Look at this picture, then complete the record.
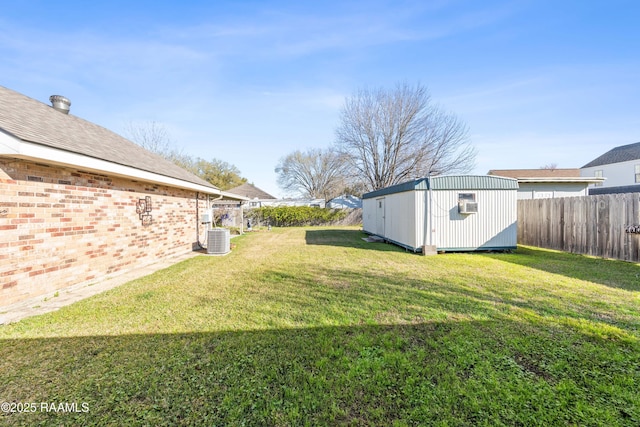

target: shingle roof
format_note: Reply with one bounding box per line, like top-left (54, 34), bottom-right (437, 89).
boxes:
top-left (226, 183), bottom-right (276, 199)
top-left (0, 85), bottom-right (217, 190)
top-left (488, 168), bottom-right (581, 178)
top-left (582, 142), bottom-right (640, 168)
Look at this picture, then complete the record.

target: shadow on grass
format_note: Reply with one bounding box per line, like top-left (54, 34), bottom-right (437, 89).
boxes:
top-left (479, 246), bottom-right (640, 292)
top-left (1, 320), bottom-right (638, 426)
top-left (305, 229), bottom-right (405, 252)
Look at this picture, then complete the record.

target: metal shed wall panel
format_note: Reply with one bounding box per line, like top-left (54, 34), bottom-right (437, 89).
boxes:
top-left (362, 191), bottom-right (422, 251)
top-left (382, 190), bottom-right (419, 250)
top-left (362, 197), bottom-right (377, 234)
top-left (430, 189), bottom-right (517, 250)
top-left (415, 190), bottom-right (427, 249)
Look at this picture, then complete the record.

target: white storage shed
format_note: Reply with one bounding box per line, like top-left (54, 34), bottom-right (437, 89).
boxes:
top-left (362, 175), bottom-right (518, 253)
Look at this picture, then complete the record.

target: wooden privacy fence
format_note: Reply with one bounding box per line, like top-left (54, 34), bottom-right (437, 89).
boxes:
top-left (518, 193), bottom-right (640, 262)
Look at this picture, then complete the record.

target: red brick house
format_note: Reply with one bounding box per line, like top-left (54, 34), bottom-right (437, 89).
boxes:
top-left (0, 86), bottom-right (245, 305)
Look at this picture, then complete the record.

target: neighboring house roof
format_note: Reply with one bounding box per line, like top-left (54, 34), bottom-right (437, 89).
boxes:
top-left (327, 195), bottom-right (362, 202)
top-left (0, 86), bottom-right (247, 199)
top-left (327, 195), bottom-right (362, 209)
top-left (488, 168), bottom-right (581, 179)
top-left (582, 141), bottom-right (640, 168)
top-left (226, 183), bottom-right (276, 200)
top-left (488, 168), bottom-right (603, 184)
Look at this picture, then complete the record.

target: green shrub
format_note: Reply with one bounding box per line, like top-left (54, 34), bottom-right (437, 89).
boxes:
top-left (246, 206), bottom-right (348, 227)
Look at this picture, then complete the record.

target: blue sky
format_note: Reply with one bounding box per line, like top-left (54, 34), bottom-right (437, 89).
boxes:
top-left (1, 0), bottom-right (638, 197)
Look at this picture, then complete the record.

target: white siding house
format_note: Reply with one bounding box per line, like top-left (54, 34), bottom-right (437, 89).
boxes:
top-left (362, 175), bottom-right (518, 253)
top-left (581, 142), bottom-right (640, 192)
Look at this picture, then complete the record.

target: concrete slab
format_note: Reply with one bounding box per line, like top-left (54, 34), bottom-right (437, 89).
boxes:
top-left (421, 245), bottom-right (438, 256)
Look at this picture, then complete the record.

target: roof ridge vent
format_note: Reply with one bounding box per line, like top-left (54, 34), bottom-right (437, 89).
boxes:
top-left (49, 95), bottom-right (71, 114)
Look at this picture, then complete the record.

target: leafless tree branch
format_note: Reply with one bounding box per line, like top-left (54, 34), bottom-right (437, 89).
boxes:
top-left (335, 83), bottom-right (476, 191)
top-left (276, 148), bottom-right (349, 200)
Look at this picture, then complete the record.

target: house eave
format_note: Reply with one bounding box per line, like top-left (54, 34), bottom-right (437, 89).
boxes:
top-left (219, 191), bottom-right (249, 201)
top-left (0, 133), bottom-right (248, 199)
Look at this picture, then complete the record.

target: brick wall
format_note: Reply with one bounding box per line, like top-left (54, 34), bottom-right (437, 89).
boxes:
top-left (0, 158), bottom-right (209, 305)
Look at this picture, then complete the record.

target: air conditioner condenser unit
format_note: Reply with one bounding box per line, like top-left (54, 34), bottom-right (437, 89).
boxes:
top-left (207, 228), bottom-right (230, 255)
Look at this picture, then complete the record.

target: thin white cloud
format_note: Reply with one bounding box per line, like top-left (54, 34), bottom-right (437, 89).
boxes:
top-left (156, 1), bottom-right (521, 59)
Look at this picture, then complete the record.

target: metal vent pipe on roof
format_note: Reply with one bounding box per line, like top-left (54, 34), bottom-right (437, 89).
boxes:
top-left (49, 95), bottom-right (71, 114)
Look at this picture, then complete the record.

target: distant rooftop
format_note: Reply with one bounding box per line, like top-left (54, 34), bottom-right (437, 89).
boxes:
top-left (226, 182), bottom-right (276, 200)
top-left (488, 168), bottom-right (581, 179)
top-left (488, 168), bottom-right (603, 184)
top-left (582, 142), bottom-right (640, 168)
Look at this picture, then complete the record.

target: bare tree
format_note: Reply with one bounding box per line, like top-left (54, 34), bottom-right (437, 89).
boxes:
top-left (335, 83), bottom-right (476, 191)
top-left (275, 148), bottom-right (348, 200)
top-left (540, 163), bottom-right (558, 170)
top-left (123, 120), bottom-right (246, 189)
top-left (122, 120), bottom-right (178, 159)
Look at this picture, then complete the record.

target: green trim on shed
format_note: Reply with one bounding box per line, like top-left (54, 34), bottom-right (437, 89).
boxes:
top-left (362, 178), bottom-right (428, 199)
top-left (362, 175), bottom-right (518, 199)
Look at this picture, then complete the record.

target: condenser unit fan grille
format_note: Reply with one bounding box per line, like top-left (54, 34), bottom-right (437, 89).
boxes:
top-left (207, 228), bottom-right (230, 254)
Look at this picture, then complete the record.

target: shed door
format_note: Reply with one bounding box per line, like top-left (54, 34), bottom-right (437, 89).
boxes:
top-left (376, 198), bottom-right (385, 236)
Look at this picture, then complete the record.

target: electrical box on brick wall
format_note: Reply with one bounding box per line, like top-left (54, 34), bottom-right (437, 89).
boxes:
top-left (200, 210), bottom-right (212, 224)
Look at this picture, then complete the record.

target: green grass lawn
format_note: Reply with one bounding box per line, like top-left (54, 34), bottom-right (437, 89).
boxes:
top-left (1, 227), bottom-right (639, 426)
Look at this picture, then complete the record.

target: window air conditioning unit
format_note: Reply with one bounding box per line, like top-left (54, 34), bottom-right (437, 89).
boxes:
top-left (459, 201), bottom-right (478, 214)
top-left (207, 228), bottom-right (230, 255)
